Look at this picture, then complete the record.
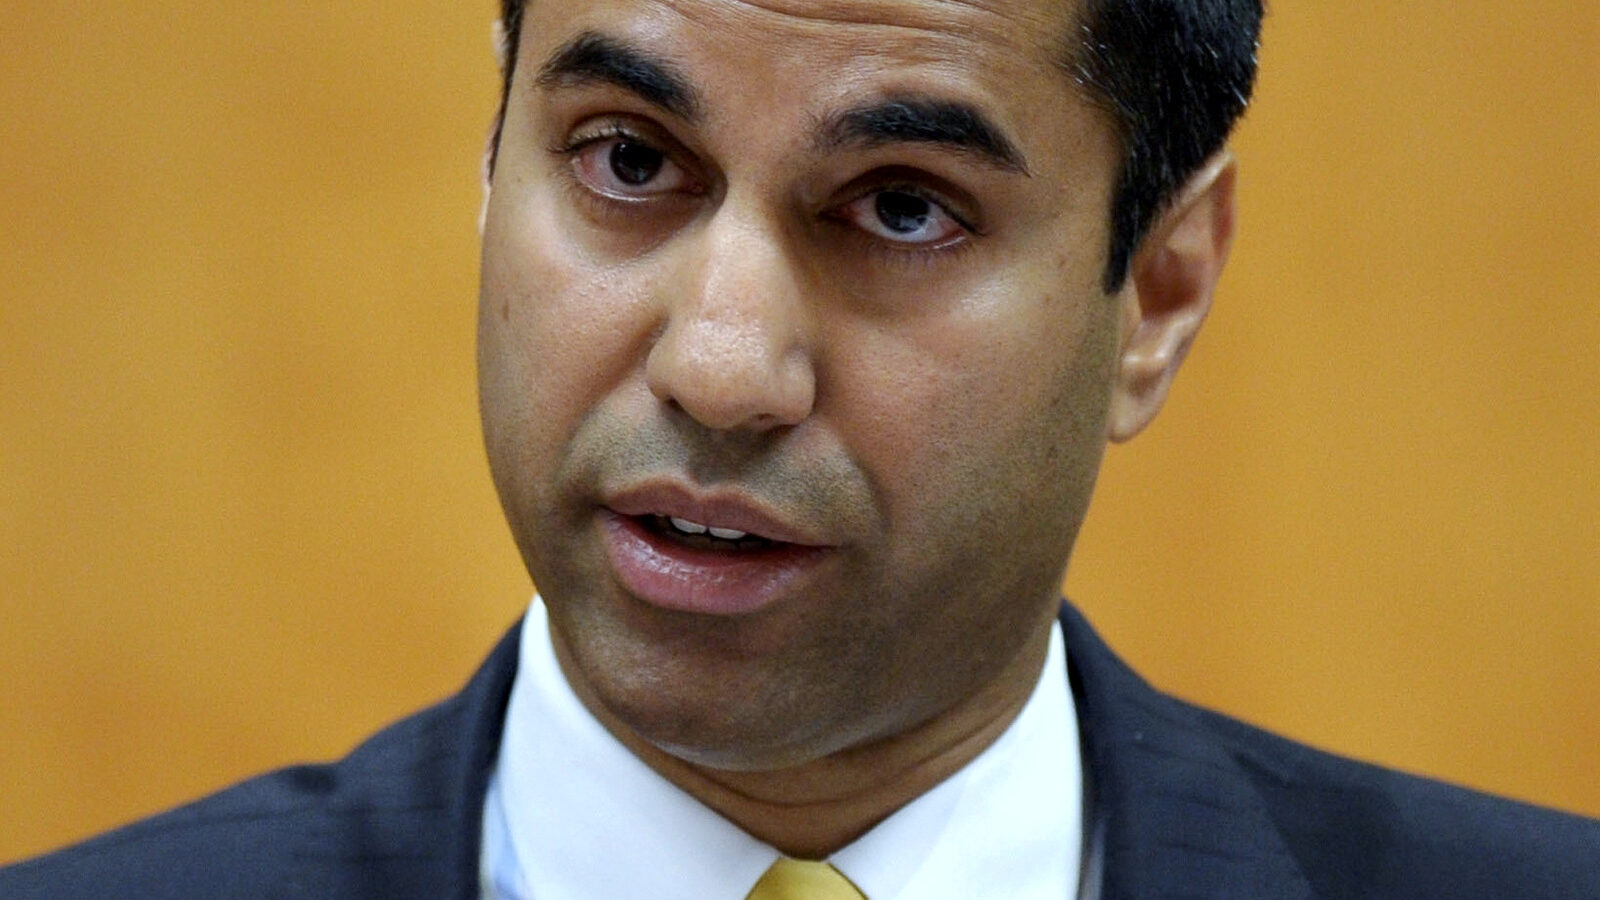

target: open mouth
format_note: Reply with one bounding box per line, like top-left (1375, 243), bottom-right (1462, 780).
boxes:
top-left (602, 506), bottom-right (826, 616)
top-left (640, 514), bottom-right (780, 552)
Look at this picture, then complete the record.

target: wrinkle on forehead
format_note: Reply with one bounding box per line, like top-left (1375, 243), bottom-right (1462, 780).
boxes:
top-left (647, 0), bottom-right (1068, 60)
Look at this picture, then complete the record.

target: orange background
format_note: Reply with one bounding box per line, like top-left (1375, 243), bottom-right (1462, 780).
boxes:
top-left (2, 1), bottom-right (1595, 864)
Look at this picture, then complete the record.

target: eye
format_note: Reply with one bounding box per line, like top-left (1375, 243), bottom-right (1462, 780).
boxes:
top-left (837, 188), bottom-right (968, 246)
top-left (570, 135), bottom-right (698, 199)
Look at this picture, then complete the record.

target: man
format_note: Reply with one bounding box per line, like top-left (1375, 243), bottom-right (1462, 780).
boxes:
top-left (4, 0), bottom-right (1596, 897)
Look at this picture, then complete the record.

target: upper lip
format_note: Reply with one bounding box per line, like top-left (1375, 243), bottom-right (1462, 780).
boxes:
top-left (602, 480), bottom-right (829, 547)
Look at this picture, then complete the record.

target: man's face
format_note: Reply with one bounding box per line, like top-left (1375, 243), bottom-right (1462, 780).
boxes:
top-left (479, 0), bottom-right (1126, 770)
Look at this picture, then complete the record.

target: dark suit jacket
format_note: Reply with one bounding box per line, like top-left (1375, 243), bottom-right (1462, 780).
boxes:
top-left (4, 604), bottom-right (1597, 898)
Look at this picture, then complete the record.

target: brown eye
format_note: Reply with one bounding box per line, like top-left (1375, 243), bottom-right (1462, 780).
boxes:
top-left (609, 142), bottom-right (665, 186)
top-left (838, 188), bottom-right (966, 247)
top-left (875, 191), bottom-right (933, 235)
top-left (570, 135), bottom-right (698, 199)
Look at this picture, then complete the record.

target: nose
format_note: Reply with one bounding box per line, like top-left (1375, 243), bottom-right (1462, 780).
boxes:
top-left (645, 208), bottom-right (816, 432)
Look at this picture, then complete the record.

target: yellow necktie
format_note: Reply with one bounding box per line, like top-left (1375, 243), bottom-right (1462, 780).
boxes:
top-left (744, 858), bottom-right (867, 900)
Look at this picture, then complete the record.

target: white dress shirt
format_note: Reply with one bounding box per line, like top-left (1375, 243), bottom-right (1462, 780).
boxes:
top-left (481, 597), bottom-right (1083, 899)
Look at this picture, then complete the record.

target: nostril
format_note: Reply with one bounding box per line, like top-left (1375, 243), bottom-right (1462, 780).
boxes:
top-left (644, 320), bottom-right (813, 431)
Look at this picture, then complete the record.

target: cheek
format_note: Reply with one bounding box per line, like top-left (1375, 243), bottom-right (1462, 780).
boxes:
top-left (478, 187), bottom-right (659, 468)
top-left (830, 282), bottom-right (1120, 558)
top-left (477, 199), bottom-right (671, 560)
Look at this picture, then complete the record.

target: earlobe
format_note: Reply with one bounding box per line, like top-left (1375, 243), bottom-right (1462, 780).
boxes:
top-left (1107, 151), bottom-right (1237, 443)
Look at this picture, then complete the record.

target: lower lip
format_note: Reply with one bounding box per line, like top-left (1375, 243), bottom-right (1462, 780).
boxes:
top-left (601, 512), bottom-right (828, 616)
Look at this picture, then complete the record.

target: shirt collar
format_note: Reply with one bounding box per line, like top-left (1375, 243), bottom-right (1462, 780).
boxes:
top-left (485, 597), bottom-right (1082, 900)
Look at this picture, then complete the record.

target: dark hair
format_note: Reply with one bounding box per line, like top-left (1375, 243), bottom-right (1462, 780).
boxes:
top-left (1067, 0), bottom-right (1263, 290)
top-left (492, 0), bottom-right (1263, 292)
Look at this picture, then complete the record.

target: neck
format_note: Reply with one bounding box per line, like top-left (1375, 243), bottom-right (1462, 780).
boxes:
top-left (555, 615), bottom-right (1055, 859)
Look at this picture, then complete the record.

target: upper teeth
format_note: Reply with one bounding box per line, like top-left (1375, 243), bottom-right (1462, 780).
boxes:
top-left (668, 516), bottom-right (748, 541)
top-left (668, 516), bottom-right (707, 535)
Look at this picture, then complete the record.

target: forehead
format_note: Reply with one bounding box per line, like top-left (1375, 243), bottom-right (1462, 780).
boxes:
top-left (517, 0), bottom-right (1081, 107)
top-left (522, 0), bottom-right (1074, 46)
top-left (630, 0), bottom-right (1072, 49)
top-left (516, 0), bottom-right (1104, 180)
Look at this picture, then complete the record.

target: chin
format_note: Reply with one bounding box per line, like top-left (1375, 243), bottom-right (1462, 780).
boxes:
top-left (588, 645), bottom-right (878, 774)
top-left (545, 577), bottom-right (892, 772)
top-left (600, 673), bottom-right (824, 771)
top-left (650, 733), bottom-right (817, 773)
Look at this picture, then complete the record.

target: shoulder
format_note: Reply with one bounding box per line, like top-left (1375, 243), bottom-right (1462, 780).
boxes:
top-left (1189, 699), bottom-right (1600, 898)
top-left (1057, 601), bottom-right (1600, 898)
top-left (1, 706), bottom-right (449, 899)
top-left (0, 623), bottom-right (520, 900)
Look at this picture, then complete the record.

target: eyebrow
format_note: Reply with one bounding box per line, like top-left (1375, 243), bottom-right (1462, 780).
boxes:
top-left (535, 31), bottom-right (701, 122)
top-left (534, 33), bottom-right (1026, 176)
top-left (819, 98), bottom-right (1030, 175)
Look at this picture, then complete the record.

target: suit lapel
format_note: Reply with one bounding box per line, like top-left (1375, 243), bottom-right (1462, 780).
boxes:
top-left (1060, 604), bottom-right (1315, 900)
top-left (236, 619), bottom-right (522, 899)
top-left (443, 619), bottom-right (524, 899)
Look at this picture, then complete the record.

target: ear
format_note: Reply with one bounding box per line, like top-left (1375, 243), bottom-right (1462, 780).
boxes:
top-left (1107, 151), bottom-right (1237, 443)
top-left (480, 19), bottom-right (511, 234)
top-left (491, 18), bottom-right (510, 72)
top-left (480, 119), bottom-right (496, 235)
